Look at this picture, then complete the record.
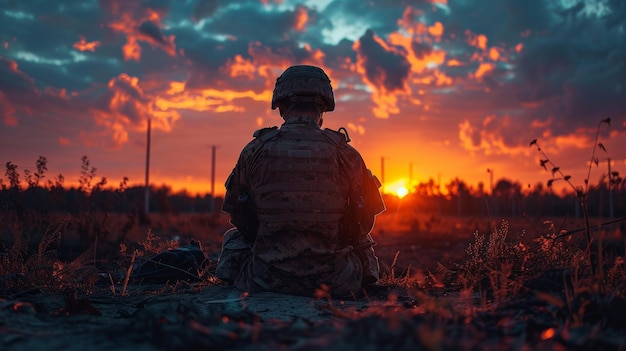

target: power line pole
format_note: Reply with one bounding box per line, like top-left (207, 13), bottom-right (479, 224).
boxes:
top-left (380, 156), bottom-right (385, 194)
top-left (144, 117), bottom-right (151, 215)
top-left (210, 145), bottom-right (216, 213)
top-left (487, 168), bottom-right (494, 195)
top-left (608, 158), bottom-right (614, 218)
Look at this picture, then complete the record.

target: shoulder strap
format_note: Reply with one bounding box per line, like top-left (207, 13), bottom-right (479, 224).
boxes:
top-left (252, 126), bottom-right (279, 143)
top-left (323, 127), bottom-right (350, 145)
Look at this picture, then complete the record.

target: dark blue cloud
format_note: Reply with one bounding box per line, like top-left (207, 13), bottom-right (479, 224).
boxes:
top-left (357, 29), bottom-right (411, 92)
top-left (1, 0), bottom-right (624, 152)
top-left (446, 0), bottom-right (552, 44)
top-left (200, 3), bottom-right (302, 43)
top-left (192, 0), bottom-right (219, 21)
top-left (0, 57), bottom-right (37, 95)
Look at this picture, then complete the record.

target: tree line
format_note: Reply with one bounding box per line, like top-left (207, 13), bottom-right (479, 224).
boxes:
top-left (1, 157), bottom-right (222, 219)
top-left (396, 176), bottom-right (626, 218)
top-left (2, 156), bottom-right (625, 218)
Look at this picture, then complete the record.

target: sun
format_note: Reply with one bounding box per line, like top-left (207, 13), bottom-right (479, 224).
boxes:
top-left (384, 179), bottom-right (411, 198)
top-left (396, 186), bottom-right (409, 199)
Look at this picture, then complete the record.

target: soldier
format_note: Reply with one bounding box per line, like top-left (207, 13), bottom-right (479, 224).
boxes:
top-left (215, 65), bottom-right (385, 297)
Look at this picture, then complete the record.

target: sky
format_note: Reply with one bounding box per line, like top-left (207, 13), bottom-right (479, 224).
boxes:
top-left (1, 0), bottom-right (625, 197)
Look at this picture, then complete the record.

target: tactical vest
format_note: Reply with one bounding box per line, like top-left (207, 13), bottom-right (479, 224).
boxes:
top-left (251, 126), bottom-right (349, 227)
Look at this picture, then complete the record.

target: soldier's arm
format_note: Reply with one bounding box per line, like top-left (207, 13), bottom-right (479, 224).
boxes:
top-left (223, 152), bottom-right (258, 243)
top-left (340, 146), bottom-right (385, 239)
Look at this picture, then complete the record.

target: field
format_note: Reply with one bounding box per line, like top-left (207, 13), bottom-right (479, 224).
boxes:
top-left (1, 199), bottom-right (625, 350)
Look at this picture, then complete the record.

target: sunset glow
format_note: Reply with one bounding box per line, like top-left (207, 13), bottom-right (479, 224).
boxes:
top-left (385, 179), bottom-right (411, 198)
top-left (1, 1), bottom-right (624, 197)
top-left (396, 186), bottom-right (409, 199)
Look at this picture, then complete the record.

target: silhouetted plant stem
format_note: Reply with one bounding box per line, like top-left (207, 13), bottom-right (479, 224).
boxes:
top-left (530, 117), bottom-right (611, 275)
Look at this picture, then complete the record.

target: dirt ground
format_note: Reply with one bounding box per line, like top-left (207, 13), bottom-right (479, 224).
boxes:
top-left (3, 214), bottom-right (625, 350)
top-left (4, 278), bottom-right (625, 351)
top-left (1, 284), bottom-right (387, 351)
top-left (0, 225), bottom-right (472, 351)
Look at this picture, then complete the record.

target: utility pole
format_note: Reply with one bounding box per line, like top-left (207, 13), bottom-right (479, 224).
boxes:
top-left (487, 168), bottom-right (494, 216)
top-left (608, 158), bottom-right (614, 218)
top-left (210, 145), bottom-right (216, 213)
top-left (437, 172), bottom-right (441, 195)
top-left (144, 117), bottom-right (151, 215)
top-left (380, 156), bottom-right (385, 194)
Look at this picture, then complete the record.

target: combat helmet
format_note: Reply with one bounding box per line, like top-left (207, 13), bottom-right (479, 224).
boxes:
top-left (271, 65), bottom-right (335, 112)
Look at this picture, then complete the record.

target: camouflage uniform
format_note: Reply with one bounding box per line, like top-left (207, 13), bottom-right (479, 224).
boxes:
top-left (216, 115), bottom-right (385, 297)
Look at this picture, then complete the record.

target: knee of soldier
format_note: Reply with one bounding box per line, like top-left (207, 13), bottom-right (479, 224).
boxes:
top-left (222, 228), bottom-right (251, 251)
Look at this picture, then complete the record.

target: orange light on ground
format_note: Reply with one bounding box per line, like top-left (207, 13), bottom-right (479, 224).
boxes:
top-left (541, 328), bottom-right (555, 340)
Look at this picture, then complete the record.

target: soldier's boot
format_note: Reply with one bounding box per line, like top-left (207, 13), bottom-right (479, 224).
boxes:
top-left (215, 228), bottom-right (252, 283)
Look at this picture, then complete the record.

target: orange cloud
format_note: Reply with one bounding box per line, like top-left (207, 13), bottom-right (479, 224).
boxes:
top-left (293, 6), bottom-right (308, 32)
top-left (467, 32), bottom-right (488, 51)
top-left (58, 136), bottom-right (72, 146)
top-left (175, 41), bottom-right (328, 115)
top-left (73, 36), bottom-right (101, 52)
top-left (397, 7), bottom-right (444, 44)
top-left (488, 47), bottom-right (500, 61)
top-left (91, 110), bottom-right (130, 147)
top-left (221, 41), bottom-right (328, 99)
top-left (393, 7), bottom-right (448, 73)
top-left (0, 92), bottom-right (18, 126)
top-left (389, 32), bottom-right (447, 74)
top-left (459, 117), bottom-right (531, 156)
top-left (347, 122), bottom-right (365, 136)
top-left (474, 62), bottom-right (494, 79)
top-left (108, 9), bottom-right (176, 61)
top-left (226, 55), bottom-right (258, 80)
top-left (122, 36), bottom-right (141, 61)
top-left (89, 73), bottom-right (181, 148)
top-left (531, 118), bottom-right (552, 128)
top-left (553, 131), bottom-right (595, 150)
top-left (428, 22), bottom-right (444, 40)
top-left (155, 82), bottom-right (271, 113)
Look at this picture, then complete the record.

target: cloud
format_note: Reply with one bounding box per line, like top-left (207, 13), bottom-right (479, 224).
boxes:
top-left (0, 57), bottom-right (39, 126)
top-left (292, 5), bottom-right (310, 32)
top-left (437, 0), bottom-right (626, 156)
top-left (0, 57), bottom-right (38, 96)
top-left (105, 2), bottom-right (177, 60)
top-left (1, 0), bottom-right (625, 194)
top-left (87, 73), bottom-right (181, 148)
top-left (73, 36), bottom-right (101, 52)
top-left (354, 29), bottom-right (411, 118)
top-left (192, 0), bottom-right (219, 22)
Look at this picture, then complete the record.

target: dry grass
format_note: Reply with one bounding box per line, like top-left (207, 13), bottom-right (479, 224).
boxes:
top-left (1, 207), bottom-right (625, 350)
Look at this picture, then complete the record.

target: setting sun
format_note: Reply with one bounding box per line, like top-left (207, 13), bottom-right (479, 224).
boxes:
top-left (384, 179), bottom-right (411, 198)
top-left (396, 186), bottom-right (409, 198)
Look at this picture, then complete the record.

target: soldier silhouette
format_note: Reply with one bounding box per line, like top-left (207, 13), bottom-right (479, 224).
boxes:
top-left (216, 65), bottom-right (385, 297)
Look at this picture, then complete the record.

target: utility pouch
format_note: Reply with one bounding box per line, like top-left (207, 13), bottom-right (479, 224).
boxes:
top-left (232, 192), bottom-right (259, 243)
